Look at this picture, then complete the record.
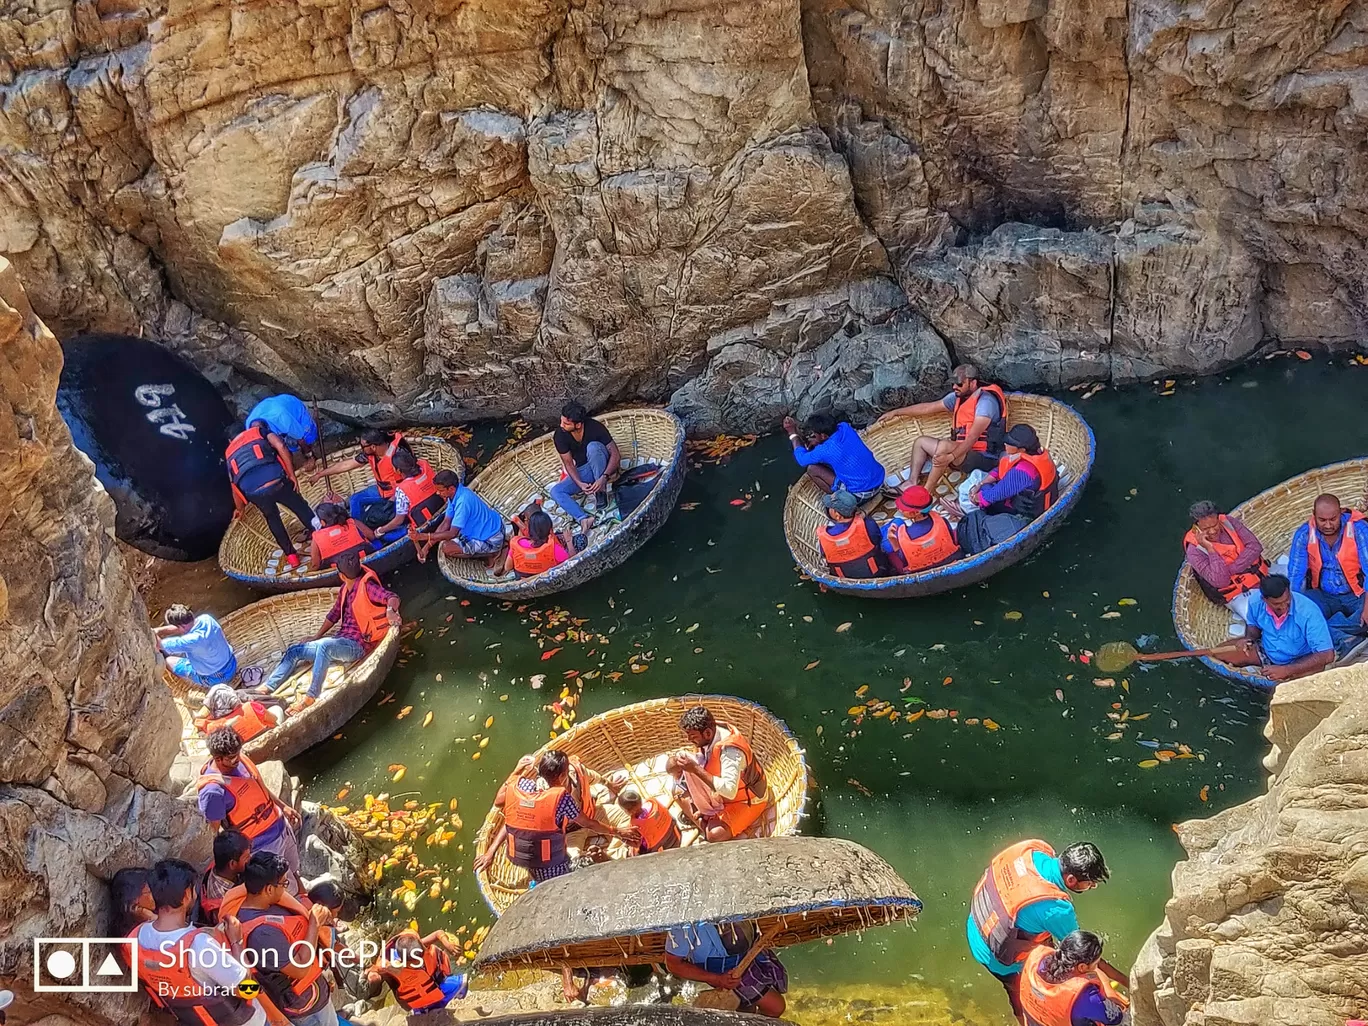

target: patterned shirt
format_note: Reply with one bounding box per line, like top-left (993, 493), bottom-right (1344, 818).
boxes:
top-left (326, 578), bottom-right (395, 645)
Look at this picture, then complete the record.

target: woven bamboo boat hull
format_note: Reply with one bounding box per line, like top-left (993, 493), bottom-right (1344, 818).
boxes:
top-left (783, 394), bottom-right (1095, 598)
top-left (169, 589), bottom-right (399, 764)
top-left (1172, 456), bottom-right (1368, 688)
top-left (438, 409), bottom-right (685, 600)
top-left (219, 436), bottom-right (464, 592)
top-left (474, 694), bottom-right (809, 917)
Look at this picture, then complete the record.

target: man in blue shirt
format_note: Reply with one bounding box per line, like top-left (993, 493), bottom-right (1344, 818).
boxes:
top-left (411, 470), bottom-right (506, 564)
top-left (782, 412), bottom-right (886, 500)
top-left (1239, 574), bottom-right (1336, 683)
top-left (244, 394), bottom-right (319, 462)
top-left (155, 604), bottom-right (238, 687)
top-left (1285, 493), bottom-right (1368, 653)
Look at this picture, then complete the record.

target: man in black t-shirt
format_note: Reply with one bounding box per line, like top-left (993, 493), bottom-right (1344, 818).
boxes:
top-left (549, 401), bottom-right (621, 532)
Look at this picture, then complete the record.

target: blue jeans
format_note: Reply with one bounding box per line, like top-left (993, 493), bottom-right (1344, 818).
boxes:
top-left (291, 1002), bottom-right (340, 1026)
top-left (349, 485), bottom-right (406, 542)
top-left (1304, 588), bottom-right (1366, 653)
top-left (263, 637), bottom-right (366, 699)
top-left (549, 441), bottom-right (609, 522)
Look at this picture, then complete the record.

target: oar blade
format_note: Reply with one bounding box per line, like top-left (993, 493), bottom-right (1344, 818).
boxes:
top-left (1094, 641), bottom-right (1139, 674)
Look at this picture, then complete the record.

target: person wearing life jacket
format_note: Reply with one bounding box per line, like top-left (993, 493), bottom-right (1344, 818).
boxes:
top-left (668, 705), bottom-right (772, 842)
top-left (195, 685), bottom-right (284, 745)
top-left (197, 728), bottom-right (304, 889)
top-left (410, 469), bottom-right (507, 566)
top-left (197, 829), bottom-right (251, 927)
top-left (1019, 932), bottom-right (1129, 1026)
top-left (499, 508), bottom-right (573, 578)
top-left (255, 551), bottom-right (400, 716)
top-left (372, 448), bottom-right (448, 541)
top-left (781, 410), bottom-right (886, 503)
top-left (1183, 499), bottom-right (1270, 620)
top-left (309, 428), bottom-right (414, 531)
top-left (227, 420), bottom-right (317, 570)
top-left (1287, 492), bottom-right (1368, 654)
top-left (366, 928), bottom-right (468, 1013)
top-left (957, 424), bottom-right (1058, 556)
top-left (130, 858), bottom-right (267, 1026)
top-left (882, 485), bottom-right (962, 574)
top-left (308, 502), bottom-right (375, 573)
top-left (876, 363), bottom-right (1009, 497)
top-left (243, 394), bottom-right (321, 469)
top-left (235, 851), bottom-right (338, 1026)
top-left (616, 785), bottom-right (682, 854)
top-left (967, 840), bottom-right (1125, 1019)
top-left (816, 487), bottom-right (894, 580)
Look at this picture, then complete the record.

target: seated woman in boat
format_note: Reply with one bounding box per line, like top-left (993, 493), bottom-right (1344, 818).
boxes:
top-left (1224, 574), bottom-right (1336, 684)
top-left (410, 470), bottom-right (506, 566)
top-left (193, 684), bottom-right (286, 743)
top-left (1018, 931), bottom-right (1128, 1026)
top-left (883, 485), bottom-right (961, 574)
top-left (956, 424), bottom-right (1058, 556)
top-left (616, 784), bottom-right (682, 854)
top-left (1183, 499), bottom-right (1269, 621)
top-left (498, 508), bottom-right (574, 578)
top-left (664, 920), bottom-right (788, 1018)
top-left (782, 411), bottom-right (885, 502)
top-left (815, 488), bottom-right (895, 580)
top-left (308, 502), bottom-right (376, 572)
top-left (372, 449), bottom-right (446, 540)
top-left (668, 705), bottom-right (772, 842)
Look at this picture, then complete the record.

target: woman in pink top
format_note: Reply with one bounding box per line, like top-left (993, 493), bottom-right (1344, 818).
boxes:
top-left (500, 508), bottom-right (573, 578)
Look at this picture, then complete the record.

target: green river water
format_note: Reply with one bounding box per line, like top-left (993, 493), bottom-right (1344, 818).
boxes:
top-left (275, 357), bottom-right (1368, 1023)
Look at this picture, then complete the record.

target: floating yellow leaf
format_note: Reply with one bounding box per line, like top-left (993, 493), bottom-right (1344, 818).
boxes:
top-left (391, 766), bottom-right (407, 782)
top-left (1199, 785), bottom-right (1210, 802)
top-left (855, 684), bottom-right (869, 697)
top-left (428, 881), bottom-right (441, 899)
top-left (847, 707), bottom-right (865, 716)
top-left (631, 664), bottom-right (648, 673)
top-left (1093, 677), bottom-right (1116, 687)
top-left (983, 719), bottom-right (1000, 731)
top-left (478, 737), bottom-right (490, 748)
top-left (1138, 760), bottom-right (1159, 768)
top-left (1106, 732), bottom-right (1124, 740)
top-left (1004, 611), bottom-right (1023, 621)
top-left (449, 798), bottom-right (460, 811)
top-left (685, 623), bottom-right (699, 633)
top-left (499, 694), bottom-right (509, 701)
top-left (484, 716), bottom-right (494, 728)
top-left (836, 622), bottom-right (852, 633)
top-left (804, 660), bottom-right (821, 671)
top-left (903, 709), bottom-right (924, 722)
top-left (1118, 598), bottom-right (1138, 606)
top-left (1155, 749), bottom-right (1174, 761)
top-left (1130, 712), bottom-right (1151, 721)
top-left (1121, 679), bottom-right (1130, 692)
top-left (397, 706), bottom-right (413, 719)
top-left (336, 786), bottom-right (351, 801)
top-left (422, 712), bottom-right (434, 728)
top-left (472, 752), bottom-right (481, 760)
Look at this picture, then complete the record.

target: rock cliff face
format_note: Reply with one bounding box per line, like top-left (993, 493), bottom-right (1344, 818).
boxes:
top-left (1131, 666), bottom-right (1368, 1026)
top-left (3, 0), bottom-right (1366, 431)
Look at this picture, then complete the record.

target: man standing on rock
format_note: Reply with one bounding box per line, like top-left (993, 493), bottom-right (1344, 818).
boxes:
top-left (966, 839), bottom-right (1127, 1020)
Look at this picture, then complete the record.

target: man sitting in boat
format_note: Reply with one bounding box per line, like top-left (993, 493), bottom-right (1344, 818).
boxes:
top-left (309, 428), bottom-right (413, 532)
top-left (782, 411), bottom-right (886, 503)
top-left (197, 728), bottom-right (303, 890)
top-left (664, 920), bottom-right (788, 1018)
top-left (1183, 499), bottom-right (1268, 621)
top-left (1286, 493), bottom-right (1368, 653)
top-left (243, 393), bottom-right (321, 470)
top-left (257, 551), bottom-right (401, 715)
top-left (616, 784), bottom-right (682, 854)
top-left (193, 684), bottom-right (285, 744)
top-left (1018, 931), bottom-right (1128, 1026)
top-left (499, 508), bottom-right (574, 578)
top-left (956, 425), bottom-right (1057, 556)
top-left (155, 604), bottom-right (239, 689)
top-left (410, 470), bottom-right (506, 566)
top-left (1229, 574), bottom-right (1336, 683)
top-left (550, 401), bottom-right (622, 533)
top-left (366, 927), bottom-right (468, 1014)
top-left (816, 488), bottom-right (895, 580)
top-left (876, 363), bottom-right (1008, 497)
top-left (308, 502), bottom-right (376, 572)
top-left (883, 485), bottom-right (961, 574)
top-left (668, 705), bottom-right (772, 842)
top-left (371, 448), bottom-right (445, 541)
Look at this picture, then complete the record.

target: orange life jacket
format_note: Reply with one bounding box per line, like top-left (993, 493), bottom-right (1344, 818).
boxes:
top-left (396, 459), bottom-right (444, 527)
top-left (314, 520), bottom-right (369, 567)
top-left (891, 513), bottom-right (959, 572)
top-left (342, 566), bottom-right (391, 645)
top-left (197, 868), bottom-right (235, 926)
top-left (128, 925), bottom-right (257, 1026)
top-left (511, 536), bottom-right (563, 577)
top-left (969, 840), bottom-right (1071, 966)
top-left (634, 797), bottom-right (682, 852)
top-left (503, 784), bottom-right (569, 870)
top-left (1183, 515), bottom-right (1269, 601)
top-left (372, 932), bottom-right (452, 1012)
top-left (817, 518), bottom-right (888, 579)
top-left (995, 450), bottom-right (1059, 518)
top-left (367, 433), bottom-right (407, 498)
top-left (201, 702), bottom-right (277, 744)
top-left (566, 755), bottom-right (595, 822)
top-left (953, 384), bottom-right (1008, 451)
top-left (1305, 515), bottom-right (1365, 596)
top-left (224, 427), bottom-right (285, 488)
top-left (1019, 943), bottom-right (1129, 1026)
top-left (218, 884), bottom-right (310, 923)
top-left (702, 725), bottom-right (769, 821)
top-left (196, 754), bottom-right (281, 840)
top-left (239, 907), bottom-right (327, 1008)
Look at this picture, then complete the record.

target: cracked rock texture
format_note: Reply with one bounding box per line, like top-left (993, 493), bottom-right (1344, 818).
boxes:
top-left (1130, 665), bottom-right (1368, 1026)
top-left (0, 257), bottom-right (206, 1025)
top-left (3, 0), bottom-right (1368, 431)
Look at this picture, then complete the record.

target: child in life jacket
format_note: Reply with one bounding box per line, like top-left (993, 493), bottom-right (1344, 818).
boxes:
top-left (499, 506), bottom-right (574, 578)
top-left (366, 929), bottom-right (468, 1014)
top-left (195, 685), bottom-right (286, 744)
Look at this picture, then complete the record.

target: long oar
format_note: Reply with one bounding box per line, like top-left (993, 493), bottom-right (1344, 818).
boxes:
top-left (1094, 639), bottom-right (1249, 674)
top-left (311, 397), bottom-right (342, 505)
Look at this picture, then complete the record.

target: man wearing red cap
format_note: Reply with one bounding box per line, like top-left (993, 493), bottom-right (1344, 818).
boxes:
top-left (884, 486), bottom-right (962, 573)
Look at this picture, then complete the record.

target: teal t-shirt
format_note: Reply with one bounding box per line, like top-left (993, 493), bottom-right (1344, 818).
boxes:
top-left (965, 851), bottom-right (1079, 975)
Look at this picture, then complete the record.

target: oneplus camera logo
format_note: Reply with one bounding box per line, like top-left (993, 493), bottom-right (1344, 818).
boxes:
top-left (33, 938), bottom-right (138, 992)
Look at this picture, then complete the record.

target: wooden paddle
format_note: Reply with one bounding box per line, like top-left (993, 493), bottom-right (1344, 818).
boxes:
top-left (311, 398), bottom-right (343, 505)
top-left (1094, 638), bottom-right (1250, 673)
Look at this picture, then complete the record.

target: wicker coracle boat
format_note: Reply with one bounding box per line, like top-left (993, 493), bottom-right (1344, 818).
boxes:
top-left (438, 409), bottom-right (686, 599)
top-left (783, 394), bottom-right (1095, 598)
top-left (219, 435), bottom-right (464, 591)
top-left (475, 836), bottom-right (920, 972)
top-left (473, 695), bottom-right (809, 916)
top-left (168, 589), bottom-right (400, 764)
top-left (1173, 456), bottom-right (1368, 688)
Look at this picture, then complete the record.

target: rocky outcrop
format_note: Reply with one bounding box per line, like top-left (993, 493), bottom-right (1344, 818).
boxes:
top-left (3, 1), bottom-right (1368, 428)
top-left (1131, 665), bottom-right (1368, 1026)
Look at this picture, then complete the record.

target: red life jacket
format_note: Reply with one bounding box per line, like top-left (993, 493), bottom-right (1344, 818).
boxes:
top-left (969, 840), bottom-right (1071, 966)
top-left (239, 908), bottom-right (327, 1009)
top-left (1183, 515), bottom-right (1269, 602)
top-left (994, 450), bottom-right (1059, 518)
top-left (396, 459), bottom-right (444, 526)
top-left (511, 536), bottom-right (562, 576)
top-left (891, 513), bottom-right (959, 572)
top-left (503, 784), bottom-right (569, 870)
top-left (342, 567), bottom-right (392, 645)
top-left (701, 725), bottom-right (769, 834)
top-left (1019, 943), bottom-right (1129, 1026)
top-left (1305, 515), bottom-right (1365, 597)
top-left (817, 518), bottom-right (889, 579)
top-left (367, 433), bottom-right (407, 498)
top-left (634, 797), bottom-right (682, 852)
top-left (372, 932), bottom-right (452, 1012)
top-left (128, 925), bottom-right (257, 1026)
top-left (952, 384), bottom-right (1008, 451)
top-left (196, 754), bottom-right (281, 840)
top-left (224, 427), bottom-right (284, 488)
top-left (197, 867), bottom-right (234, 926)
top-left (201, 702), bottom-right (277, 744)
top-left (314, 520), bottom-right (368, 567)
